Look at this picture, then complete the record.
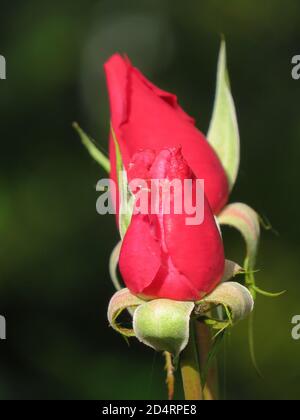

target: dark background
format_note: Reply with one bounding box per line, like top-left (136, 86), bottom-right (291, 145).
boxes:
top-left (0, 0), bottom-right (300, 400)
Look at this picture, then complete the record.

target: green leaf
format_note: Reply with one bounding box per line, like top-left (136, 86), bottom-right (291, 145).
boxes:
top-left (110, 124), bottom-right (135, 240)
top-left (133, 299), bottom-right (194, 357)
top-left (207, 39), bottom-right (240, 191)
top-left (73, 122), bottom-right (110, 173)
top-left (107, 288), bottom-right (145, 337)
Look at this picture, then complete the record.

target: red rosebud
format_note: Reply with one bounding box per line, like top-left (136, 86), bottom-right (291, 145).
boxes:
top-left (104, 54), bottom-right (229, 215)
top-left (119, 148), bottom-right (225, 301)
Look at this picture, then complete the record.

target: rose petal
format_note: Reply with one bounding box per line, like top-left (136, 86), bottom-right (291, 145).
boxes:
top-left (104, 54), bottom-right (229, 214)
top-left (119, 214), bottom-right (161, 294)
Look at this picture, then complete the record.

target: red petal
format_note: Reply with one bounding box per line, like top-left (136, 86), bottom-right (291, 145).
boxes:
top-left (142, 265), bottom-right (201, 301)
top-left (119, 214), bottom-right (161, 294)
top-left (104, 54), bottom-right (129, 128)
top-left (104, 54), bottom-right (229, 214)
top-left (163, 196), bottom-right (225, 297)
top-left (119, 148), bottom-right (225, 300)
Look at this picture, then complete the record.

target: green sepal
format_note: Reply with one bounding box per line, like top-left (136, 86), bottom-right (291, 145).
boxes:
top-left (218, 202), bottom-right (284, 298)
top-left (218, 202), bottom-right (259, 299)
top-left (251, 285), bottom-right (286, 298)
top-left (207, 38), bottom-right (240, 191)
top-left (133, 299), bottom-right (195, 357)
top-left (222, 259), bottom-right (243, 282)
top-left (107, 288), bottom-right (145, 338)
top-left (109, 241), bottom-right (123, 292)
top-left (110, 124), bottom-right (135, 240)
top-left (196, 281), bottom-right (254, 325)
top-left (73, 122), bottom-right (110, 173)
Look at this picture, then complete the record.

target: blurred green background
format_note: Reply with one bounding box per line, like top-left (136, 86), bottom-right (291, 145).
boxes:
top-left (0, 0), bottom-right (300, 400)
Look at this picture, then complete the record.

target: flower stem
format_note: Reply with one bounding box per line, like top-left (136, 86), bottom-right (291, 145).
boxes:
top-left (195, 322), bottom-right (219, 401)
top-left (180, 320), bottom-right (203, 400)
top-left (164, 352), bottom-right (175, 400)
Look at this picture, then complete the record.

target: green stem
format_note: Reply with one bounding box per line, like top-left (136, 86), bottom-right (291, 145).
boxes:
top-left (180, 320), bottom-right (203, 400)
top-left (195, 322), bottom-right (218, 400)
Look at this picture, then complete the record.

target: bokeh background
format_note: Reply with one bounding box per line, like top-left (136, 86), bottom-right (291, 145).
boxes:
top-left (0, 0), bottom-right (300, 400)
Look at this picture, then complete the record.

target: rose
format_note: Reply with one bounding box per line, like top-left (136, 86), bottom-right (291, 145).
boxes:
top-left (104, 54), bottom-right (229, 215)
top-left (104, 54), bottom-right (226, 300)
top-left (118, 147), bottom-right (225, 301)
